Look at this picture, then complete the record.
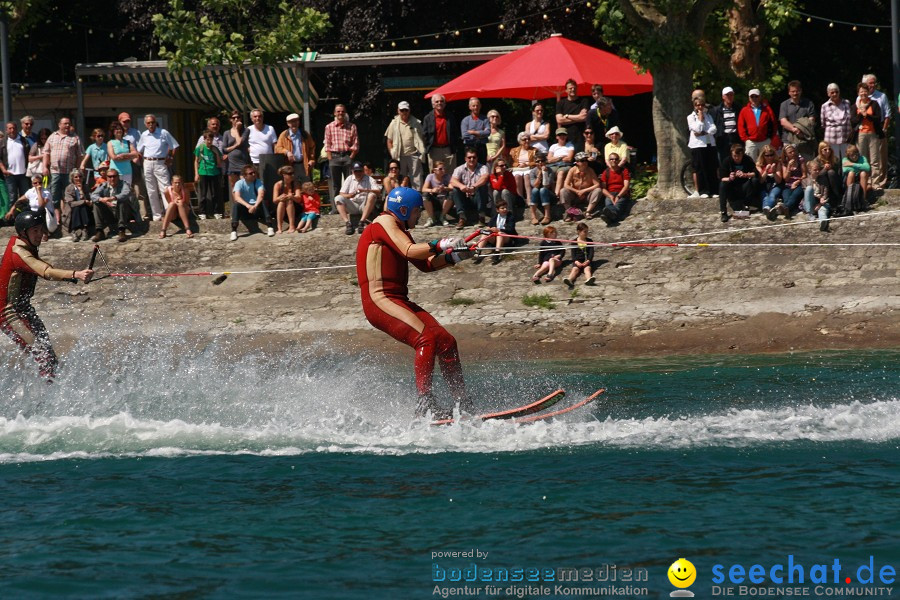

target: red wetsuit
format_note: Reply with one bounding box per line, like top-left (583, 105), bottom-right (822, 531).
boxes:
top-left (0, 236), bottom-right (74, 379)
top-left (356, 213), bottom-right (466, 400)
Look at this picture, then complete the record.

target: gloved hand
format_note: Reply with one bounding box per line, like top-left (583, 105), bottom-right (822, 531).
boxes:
top-left (446, 241), bottom-right (476, 264)
top-left (428, 237), bottom-right (460, 254)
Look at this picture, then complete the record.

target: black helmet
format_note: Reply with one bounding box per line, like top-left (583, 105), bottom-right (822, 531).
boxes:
top-left (14, 209), bottom-right (48, 234)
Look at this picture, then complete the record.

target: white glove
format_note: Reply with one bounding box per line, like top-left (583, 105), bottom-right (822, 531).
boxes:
top-left (437, 237), bottom-right (459, 252)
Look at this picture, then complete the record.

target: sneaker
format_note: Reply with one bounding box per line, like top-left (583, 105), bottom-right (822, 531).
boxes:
top-left (152, 215), bottom-right (162, 222)
top-left (820, 219), bottom-right (829, 232)
top-left (91, 231), bottom-right (105, 242)
top-left (198, 214), bottom-right (207, 220)
top-left (601, 206), bottom-right (617, 224)
top-left (357, 219), bottom-right (370, 234)
top-left (214, 213), bottom-right (223, 220)
top-left (807, 214), bottom-right (816, 222)
top-left (712, 194), bottom-right (720, 199)
top-left (456, 218), bottom-right (466, 230)
top-left (117, 231), bottom-right (128, 243)
top-left (687, 191), bottom-right (701, 199)
top-left (700, 193), bottom-right (710, 199)
top-left (721, 213), bottom-right (731, 223)
top-left (229, 231), bottom-right (238, 241)
top-left (491, 255), bottom-right (502, 265)
top-left (424, 217), bottom-right (435, 227)
top-left (344, 221), bottom-right (354, 235)
top-left (266, 226), bottom-right (275, 237)
top-left (585, 276), bottom-right (596, 285)
top-left (765, 207), bottom-right (777, 221)
top-left (776, 202), bottom-right (788, 216)
top-left (442, 217), bottom-right (452, 226)
top-left (734, 210), bottom-right (750, 219)
top-left (563, 277), bottom-right (574, 289)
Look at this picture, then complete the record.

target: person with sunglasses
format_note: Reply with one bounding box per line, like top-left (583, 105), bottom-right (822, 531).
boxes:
top-left (90, 168), bottom-right (140, 243)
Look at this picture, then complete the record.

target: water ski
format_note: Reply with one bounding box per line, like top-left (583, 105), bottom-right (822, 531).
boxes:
top-left (431, 389), bottom-right (565, 426)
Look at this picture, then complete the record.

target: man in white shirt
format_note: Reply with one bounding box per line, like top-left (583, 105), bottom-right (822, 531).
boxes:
top-left (4, 121), bottom-right (30, 202)
top-left (247, 108), bottom-right (277, 166)
top-left (136, 114), bottom-right (179, 221)
top-left (334, 161), bottom-right (380, 235)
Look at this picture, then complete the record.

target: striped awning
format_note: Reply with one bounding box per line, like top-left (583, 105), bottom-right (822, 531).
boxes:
top-left (110, 61), bottom-right (318, 113)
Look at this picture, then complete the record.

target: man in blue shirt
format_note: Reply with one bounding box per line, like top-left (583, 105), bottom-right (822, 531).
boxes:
top-left (230, 164), bottom-right (274, 240)
top-left (460, 97), bottom-right (489, 163)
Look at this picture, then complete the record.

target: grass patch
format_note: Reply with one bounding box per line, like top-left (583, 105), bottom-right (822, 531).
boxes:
top-left (448, 297), bottom-right (476, 306)
top-left (522, 293), bottom-right (555, 309)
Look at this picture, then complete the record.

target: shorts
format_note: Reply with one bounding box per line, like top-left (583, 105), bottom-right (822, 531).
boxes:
top-left (335, 194), bottom-right (367, 214)
top-left (300, 212), bottom-right (319, 223)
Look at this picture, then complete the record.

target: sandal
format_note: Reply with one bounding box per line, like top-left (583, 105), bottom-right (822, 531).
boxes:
top-left (532, 275), bottom-right (541, 284)
top-left (186, 230), bottom-right (193, 239)
top-left (159, 230), bottom-right (166, 239)
top-left (544, 274), bottom-right (555, 283)
top-left (530, 218), bottom-right (539, 225)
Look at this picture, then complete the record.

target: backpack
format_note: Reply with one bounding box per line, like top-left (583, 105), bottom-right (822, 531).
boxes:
top-left (842, 182), bottom-right (866, 215)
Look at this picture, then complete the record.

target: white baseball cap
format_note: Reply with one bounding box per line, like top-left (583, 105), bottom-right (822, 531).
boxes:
top-left (722, 86), bottom-right (734, 96)
top-left (748, 88), bottom-right (761, 97)
top-left (398, 101), bottom-right (410, 110)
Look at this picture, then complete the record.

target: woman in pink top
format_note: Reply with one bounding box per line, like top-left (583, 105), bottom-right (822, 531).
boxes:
top-left (159, 175), bottom-right (193, 238)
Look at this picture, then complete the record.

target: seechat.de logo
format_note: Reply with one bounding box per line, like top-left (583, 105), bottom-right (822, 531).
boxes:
top-left (668, 558), bottom-right (697, 598)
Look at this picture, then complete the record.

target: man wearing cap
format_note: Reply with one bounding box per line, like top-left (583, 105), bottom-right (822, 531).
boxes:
top-left (136, 114), bottom-right (179, 221)
top-left (779, 80), bottom-right (816, 160)
top-left (737, 89), bottom-right (778, 161)
top-left (711, 86), bottom-right (742, 164)
top-left (324, 104), bottom-right (359, 203)
top-left (335, 161), bottom-right (380, 235)
top-left (385, 101), bottom-right (425, 189)
top-left (275, 112), bottom-right (316, 183)
top-left (422, 94), bottom-right (459, 173)
top-left (556, 79), bottom-right (591, 152)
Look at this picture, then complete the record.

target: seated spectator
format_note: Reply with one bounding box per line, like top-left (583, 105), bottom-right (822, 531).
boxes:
top-left (8, 175), bottom-right (56, 240)
top-left (335, 161), bottom-right (379, 235)
top-left (582, 128), bottom-right (603, 173)
top-left (603, 126), bottom-right (629, 167)
top-left (450, 147), bottom-right (489, 229)
top-left (508, 132), bottom-right (535, 202)
top-left (422, 161), bottom-right (452, 227)
top-left (718, 144), bottom-right (759, 222)
top-left (563, 222), bottom-right (596, 288)
top-left (92, 161), bottom-right (109, 191)
top-left (90, 168), bottom-right (139, 243)
top-left (532, 225), bottom-right (565, 283)
top-left (842, 144), bottom-right (871, 201)
top-left (230, 164), bottom-right (273, 241)
top-left (298, 181), bottom-right (321, 233)
top-left (756, 145), bottom-right (784, 221)
top-left (813, 141), bottom-right (842, 207)
top-left (687, 97), bottom-right (718, 198)
top-left (803, 161), bottom-right (830, 232)
top-left (159, 174), bottom-right (193, 239)
top-left (485, 109), bottom-right (506, 166)
top-left (780, 144), bottom-right (805, 217)
top-left (489, 160), bottom-right (518, 210)
top-left (528, 153), bottom-right (555, 225)
top-left (382, 159), bottom-right (401, 197)
top-left (62, 169), bottom-right (91, 242)
top-left (472, 198), bottom-right (517, 265)
top-left (598, 153), bottom-right (632, 226)
top-left (273, 165), bottom-right (303, 234)
top-left (560, 152), bottom-right (600, 222)
top-left (547, 128), bottom-right (575, 198)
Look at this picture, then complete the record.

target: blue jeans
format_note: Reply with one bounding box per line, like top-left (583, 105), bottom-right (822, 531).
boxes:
top-left (49, 173), bottom-right (69, 205)
top-left (604, 194), bottom-right (632, 222)
top-left (781, 185), bottom-right (803, 213)
top-left (530, 187), bottom-right (554, 207)
top-left (803, 187), bottom-right (829, 220)
top-left (761, 185), bottom-right (782, 210)
top-left (451, 186), bottom-right (489, 218)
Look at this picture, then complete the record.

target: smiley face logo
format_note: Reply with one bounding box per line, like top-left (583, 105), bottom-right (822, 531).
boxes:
top-left (668, 558), bottom-right (696, 588)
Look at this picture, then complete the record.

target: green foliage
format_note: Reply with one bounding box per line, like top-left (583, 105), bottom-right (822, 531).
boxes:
top-left (447, 297), bottom-right (476, 306)
top-left (0, 0), bottom-right (30, 20)
top-left (522, 293), bottom-right (555, 310)
top-left (629, 164), bottom-right (658, 199)
top-left (152, 0), bottom-right (330, 72)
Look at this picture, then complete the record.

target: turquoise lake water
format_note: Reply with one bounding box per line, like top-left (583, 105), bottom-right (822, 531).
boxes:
top-left (1, 339), bottom-right (898, 599)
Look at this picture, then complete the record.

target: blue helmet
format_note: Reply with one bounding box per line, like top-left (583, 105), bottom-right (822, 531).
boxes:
top-left (385, 187), bottom-right (424, 221)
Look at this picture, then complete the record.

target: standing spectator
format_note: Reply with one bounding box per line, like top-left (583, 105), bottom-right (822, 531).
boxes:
top-left (779, 80), bottom-right (816, 160)
top-left (90, 169), bottom-right (139, 243)
top-left (598, 152), bottom-right (632, 226)
top-left (26, 128), bottom-right (49, 180)
top-left (738, 89), bottom-right (778, 161)
top-left (324, 104), bottom-right (359, 202)
top-left (820, 83), bottom-right (852, 161)
top-left (223, 110), bottom-right (250, 197)
top-left (851, 82), bottom-right (883, 196)
top-left (384, 101), bottom-right (425, 189)
top-left (41, 117), bottom-right (84, 213)
top-left (756, 145), bottom-right (784, 220)
top-left (711, 87), bottom-right (741, 164)
top-left (195, 116), bottom-right (225, 215)
top-left (460, 97), bottom-right (490, 163)
top-left (230, 164), bottom-right (273, 240)
top-left (159, 175), bottom-right (193, 239)
top-left (508, 132), bottom-right (535, 204)
top-left (247, 108), bottom-right (277, 168)
top-left (334, 161), bottom-right (379, 235)
top-left (62, 169), bottom-right (91, 242)
top-left (858, 75), bottom-right (889, 190)
top-left (422, 94), bottom-right (459, 173)
top-left (194, 129), bottom-right (224, 220)
top-left (106, 122), bottom-right (138, 186)
top-left (19, 115), bottom-right (37, 146)
top-left (421, 161), bottom-right (452, 227)
top-left (687, 96), bottom-right (718, 198)
top-left (449, 147), bottom-right (489, 228)
top-left (587, 95), bottom-right (620, 142)
top-left (556, 79), bottom-right (591, 152)
top-left (718, 144), bottom-right (758, 221)
top-left (529, 153), bottom-right (555, 225)
top-left (524, 103), bottom-right (550, 154)
top-left (560, 152), bottom-right (600, 221)
top-left (119, 112), bottom-right (149, 221)
top-left (80, 128), bottom-right (108, 187)
top-left (137, 114), bottom-right (178, 221)
top-left (195, 116), bottom-right (224, 152)
top-left (275, 112), bottom-right (316, 182)
top-left (485, 110), bottom-right (506, 166)
top-left (5, 121), bottom-right (30, 203)
top-left (603, 127), bottom-right (629, 167)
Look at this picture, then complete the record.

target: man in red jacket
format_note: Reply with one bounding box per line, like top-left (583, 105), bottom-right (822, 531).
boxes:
top-left (737, 88), bottom-right (778, 161)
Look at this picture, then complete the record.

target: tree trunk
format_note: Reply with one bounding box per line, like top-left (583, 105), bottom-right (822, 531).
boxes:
top-left (728, 0), bottom-right (764, 79)
top-left (648, 63), bottom-right (693, 200)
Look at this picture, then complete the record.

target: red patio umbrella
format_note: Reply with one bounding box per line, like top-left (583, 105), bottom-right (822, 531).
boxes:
top-left (426, 34), bottom-right (652, 101)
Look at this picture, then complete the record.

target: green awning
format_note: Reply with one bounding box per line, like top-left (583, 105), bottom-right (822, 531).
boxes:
top-left (110, 62), bottom-right (318, 113)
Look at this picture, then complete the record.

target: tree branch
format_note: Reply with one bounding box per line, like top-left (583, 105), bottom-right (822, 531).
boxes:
top-left (688, 0), bottom-right (732, 35)
top-left (616, 0), bottom-right (658, 30)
